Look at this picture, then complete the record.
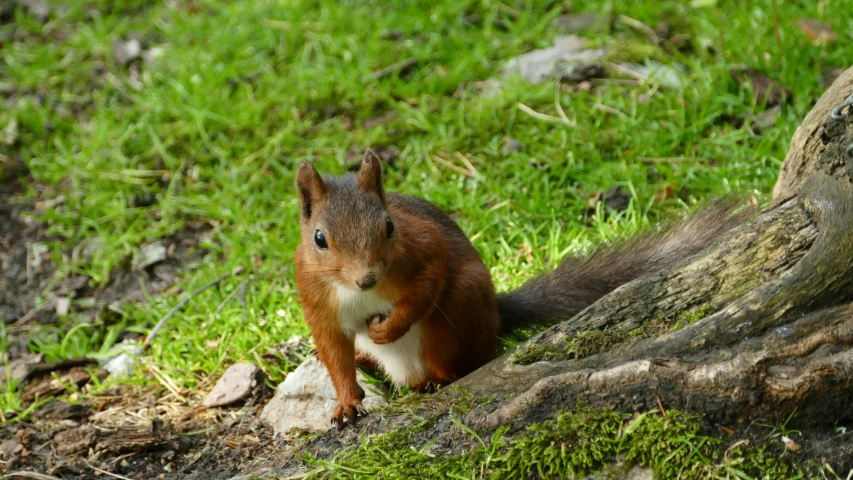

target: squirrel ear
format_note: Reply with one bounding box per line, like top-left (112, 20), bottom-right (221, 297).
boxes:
top-left (357, 149), bottom-right (384, 203)
top-left (296, 161), bottom-right (326, 219)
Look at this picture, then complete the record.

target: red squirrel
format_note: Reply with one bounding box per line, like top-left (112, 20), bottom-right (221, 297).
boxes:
top-left (295, 154), bottom-right (747, 427)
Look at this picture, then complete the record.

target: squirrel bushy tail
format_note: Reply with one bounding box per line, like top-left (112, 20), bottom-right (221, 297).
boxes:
top-left (498, 197), bottom-right (754, 332)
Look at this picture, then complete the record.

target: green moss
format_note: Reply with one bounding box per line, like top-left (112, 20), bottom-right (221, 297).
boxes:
top-left (677, 304), bottom-right (715, 324)
top-left (305, 405), bottom-right (810, 480)
top-left (510, 305), bottom-right (717, 365)
top-left (303, 419), bottom-right (506, 480)
top-left (509, 328), bottom-right (644, 365)
top-left (604, 39), bottom-right (669, 63)
top-left (491, 406), bottom-right (623, 479)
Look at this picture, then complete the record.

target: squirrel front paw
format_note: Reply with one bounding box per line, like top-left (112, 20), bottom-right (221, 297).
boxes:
top-left (366, 313), bottom-right (403, 344)
top-left (331, 399), bottom-right (367, 429)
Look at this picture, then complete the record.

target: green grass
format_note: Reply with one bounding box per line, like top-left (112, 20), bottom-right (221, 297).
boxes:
top-left (1, 0), bottom-right (850, 440)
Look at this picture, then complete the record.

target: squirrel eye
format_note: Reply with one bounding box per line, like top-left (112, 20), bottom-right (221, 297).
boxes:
top-left (314, 230), bottom-right (328, 249)
top-left (386, 217), bottom-right (395, 238)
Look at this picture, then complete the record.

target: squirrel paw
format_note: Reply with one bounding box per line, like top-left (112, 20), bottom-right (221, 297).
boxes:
top-left (366, 314), bottom-right (401, 344)
top-left (413, 381), bottom-right (438, 394)
top-left (331, 400), bottom-right (367, 429)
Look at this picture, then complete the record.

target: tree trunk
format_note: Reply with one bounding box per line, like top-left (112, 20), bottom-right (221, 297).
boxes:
top-left (284, 67), bottom-right (853, 472)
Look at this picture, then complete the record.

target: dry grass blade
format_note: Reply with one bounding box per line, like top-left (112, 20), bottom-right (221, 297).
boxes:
top-left (453, 152), bottom-right (480, 177)
top-left (593, 103), bottom-right (627, 118)
top-left (86, 464), bottom-right (135, 480)
top-left (617, 14), bottom-right (659, 44)
top-left (143, 362), bottom-right (186, 402)
top-left (604, 61), bottom-right (647, 81)
top-left (517, 102), bottom-right (576, 127)
top-left (431, 155), bottom-right (477, 178)
top-left (554, 89), bottom-right (572, 125)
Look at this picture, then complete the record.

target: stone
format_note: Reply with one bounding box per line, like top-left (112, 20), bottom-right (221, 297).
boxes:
top-left (260, 356), bottom-right (387, 434)
top-left (0, 439), bottom-right (23, 458)
top-left (502, 35), bottom-right (606, 84)
top-left (618, 61), bottom-right (685, 88)
top-left (113, 38), bottom-right (142, 66)
top-left (203, 363), bottom-right (265, 408)
top-left (132, 241), bottom-right (167, 271)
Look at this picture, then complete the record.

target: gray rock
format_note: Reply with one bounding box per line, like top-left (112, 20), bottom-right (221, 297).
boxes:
top-left (18, 0), bottom-right (50, 22)
top-left (0, 352), bottom-right (44, 386)
top-left (260, 356), bottom-right (387, 434)
top-left (132, 241), bottom-right (167, 271)
top-left (113, 38), bottom-right (142, 66)
top-left (0, 439), bottom-right (23, 458)
top-left (101, 343), bottom-right (143, 379)
top-left (203, 363), bottom-right (265, 408)
top-left (502, 35), bottom-right (606, 84)
top-left (617, 61), bottom-right (685, 88)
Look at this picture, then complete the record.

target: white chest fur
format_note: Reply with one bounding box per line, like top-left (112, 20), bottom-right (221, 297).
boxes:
top-left (334, 284), bottom-right (426, 386)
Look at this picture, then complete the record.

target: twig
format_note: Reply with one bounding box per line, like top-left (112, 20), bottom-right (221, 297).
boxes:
top-left (8, 302), bottom-right (49, 332)
top-left (144, 267), bottom-right (244, 349)
top-left (517, 102), bottom-right (575, 127)
top-left (86, 463), bottom-right (134, 480)
top-left (7, 472), bottom-right (63, 480)
top-left (617, 14), bottom-right (659, 44)
top-left (372, 57), bottom-right (420, 79)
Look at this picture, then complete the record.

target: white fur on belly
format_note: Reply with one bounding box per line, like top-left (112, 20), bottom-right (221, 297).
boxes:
top-left (334, 284), bottom-right (426, 386)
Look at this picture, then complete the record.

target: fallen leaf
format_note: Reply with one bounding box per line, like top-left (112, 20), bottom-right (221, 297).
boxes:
top-left (782, 435), bottom-right (801, 453)
top-left (797, 19), bottom-right (837, 46)
top-left (654, 183), bottom-right (676, 201)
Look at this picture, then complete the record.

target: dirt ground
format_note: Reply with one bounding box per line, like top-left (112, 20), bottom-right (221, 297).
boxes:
top-left (1, 171), bottom-right (296, 479)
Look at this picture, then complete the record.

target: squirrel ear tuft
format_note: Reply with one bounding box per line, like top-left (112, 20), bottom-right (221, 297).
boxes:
top-left (296, 161), bottom-right (325, 219)
top-left (357, 149), bottom-right (384, 203)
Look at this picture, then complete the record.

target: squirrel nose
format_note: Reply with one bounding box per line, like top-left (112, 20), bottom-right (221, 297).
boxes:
top-left (357, 273), bottom-right (377, 291)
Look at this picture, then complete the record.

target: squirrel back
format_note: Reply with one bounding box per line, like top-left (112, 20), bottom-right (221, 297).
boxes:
top-left (497, 198), bottom-right (753, 331)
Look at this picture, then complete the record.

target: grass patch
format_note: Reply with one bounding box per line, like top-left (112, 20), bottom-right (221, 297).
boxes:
top-left (304, 405), bottom-right (814, 480)
top-left (1, 0), bottom-right (850, 426)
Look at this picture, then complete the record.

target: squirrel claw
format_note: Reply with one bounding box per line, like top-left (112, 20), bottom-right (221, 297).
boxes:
top-left (331, 400), bottom-right (366, 429)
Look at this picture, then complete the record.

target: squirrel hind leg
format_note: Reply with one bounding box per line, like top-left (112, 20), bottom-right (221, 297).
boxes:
top-left (355, 351), bottom-right (381, 371)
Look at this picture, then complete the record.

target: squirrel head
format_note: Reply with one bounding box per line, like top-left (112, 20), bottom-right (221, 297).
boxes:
top-left (296, 153), bottom-right (398, 292)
